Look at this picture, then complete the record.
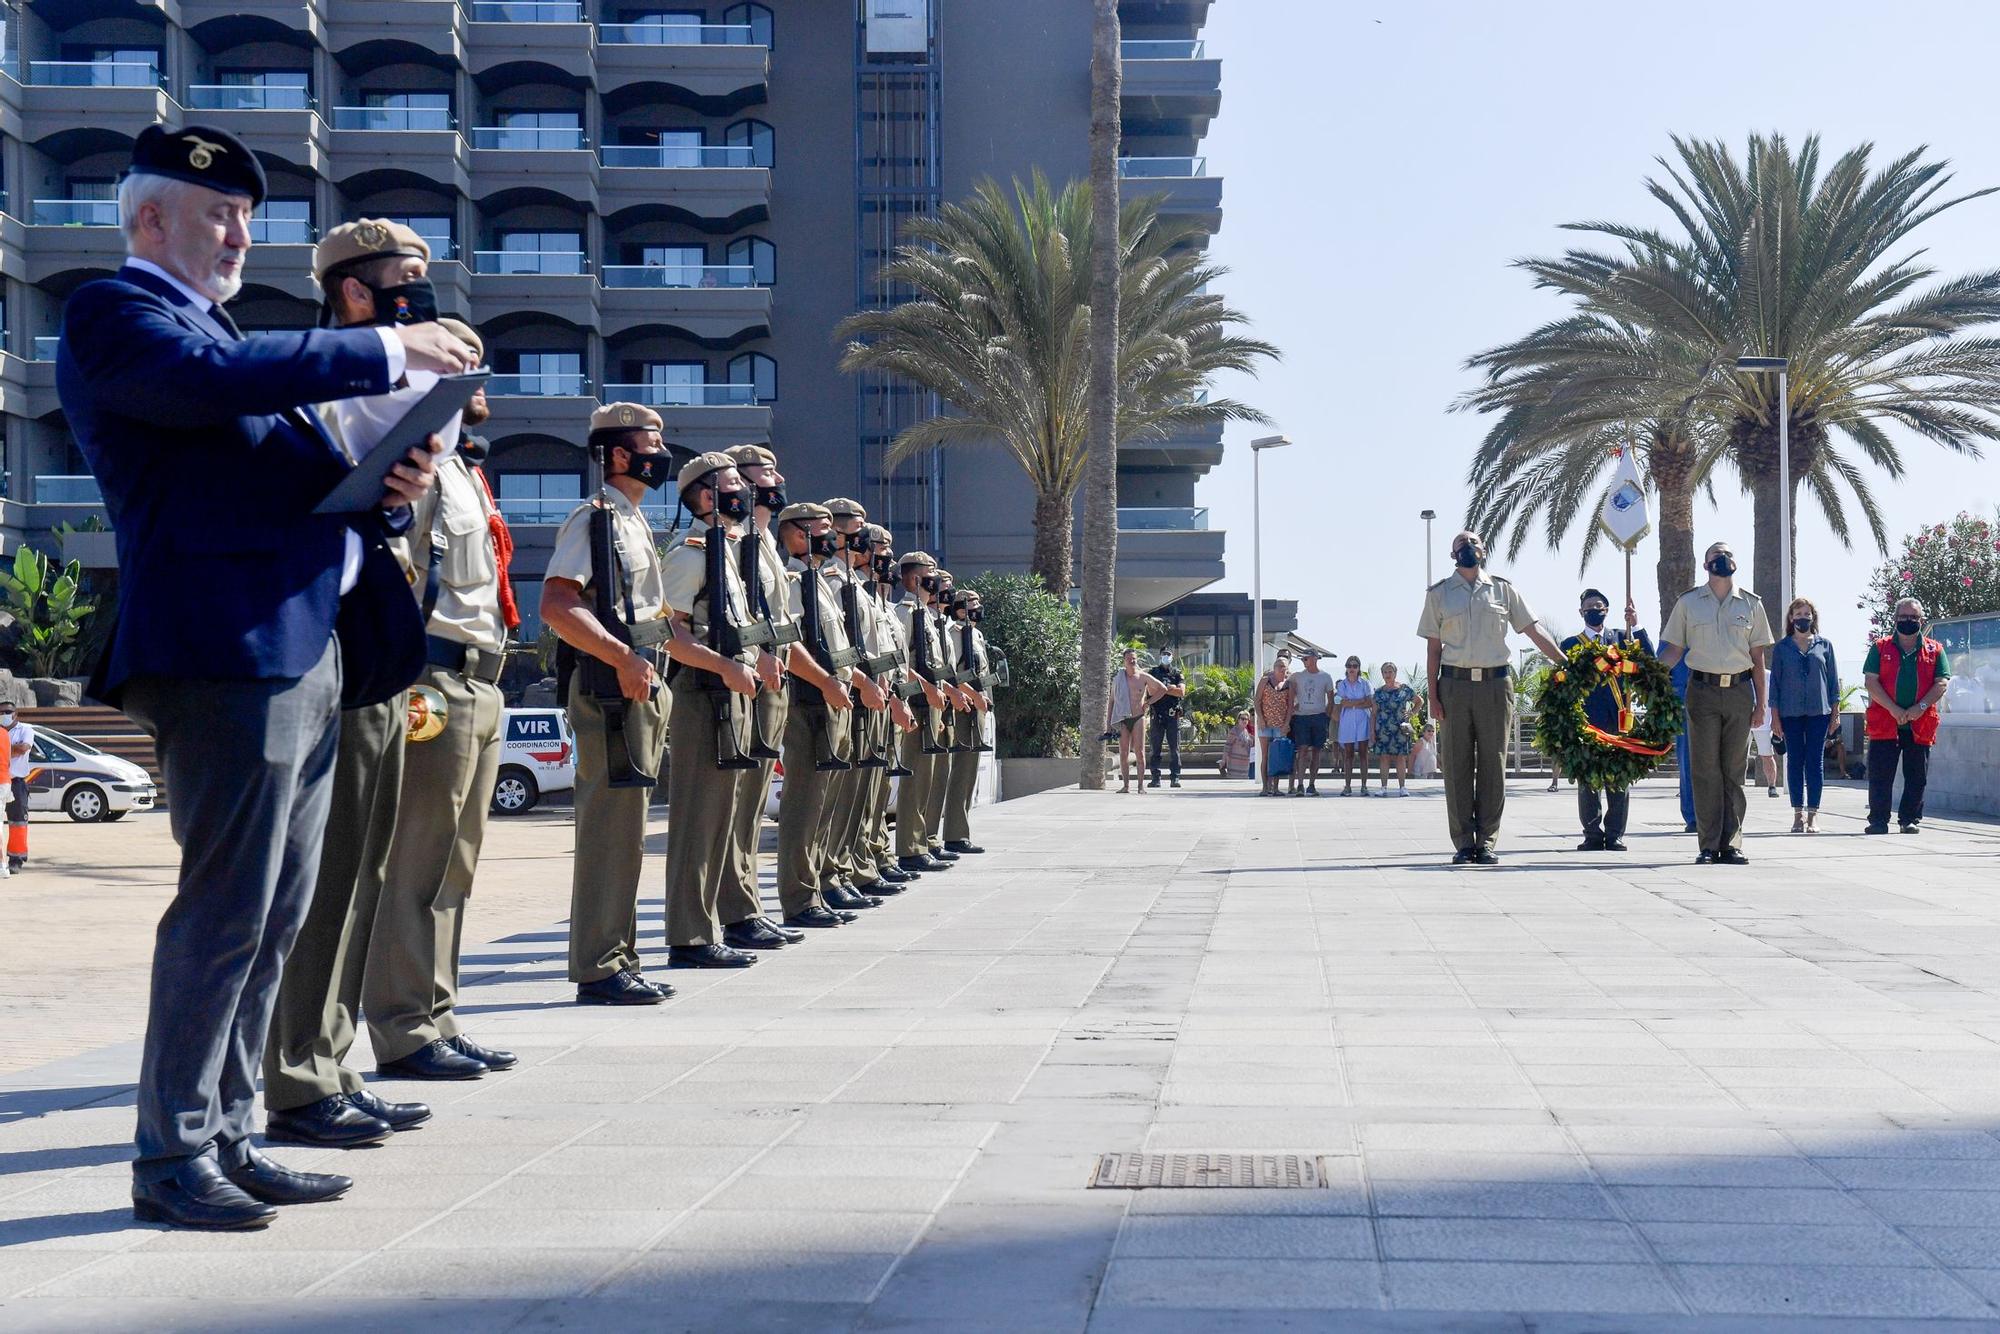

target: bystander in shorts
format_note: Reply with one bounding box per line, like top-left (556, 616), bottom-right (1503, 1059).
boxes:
top-left (1291, 713), bottom-right (1330, 749)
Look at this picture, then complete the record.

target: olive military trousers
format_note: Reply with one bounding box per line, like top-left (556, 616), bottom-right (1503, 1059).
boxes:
top-left (1686, 676), bottom-right (1754, 854)
top-left (263, 696), bottom-right (403, 1112)
top-left (895, 704), bottom-right (944, 855)
top-left (663, 680), bottom-right (747, 947)
top-left (365, 667), bottom-right (502, 1063)
top-left (717, 686), bottom-right (788, 928)
top-left (567, 680), bottom-right (669, 983)
top-left (942, 708), bottom-right (983, 843)
top-left (864, 709), bottom-right (900, 873)
top-left (922, 707), bottom-right (957, 849)
top-left (776, 699), bottom-right (852, 914)
top-left (1437, 674), bottom-right (1512, 853)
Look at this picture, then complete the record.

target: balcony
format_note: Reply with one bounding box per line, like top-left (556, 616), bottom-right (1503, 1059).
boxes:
top-left (26, 61), bottom-right (161, 88)
top-left (18, 68), bottom-right (174, 143)
top-left (600, 263), bottom-right (754, 288)
top-left (598, 151), bottom-right (770, 228)
top-left (599, 383), bottom-right (770, 456)
top-left (1117, 506), bottom-right (1209, 531)
top-left (1114, 521), bottom-right (1226, 616)
top-left (471, 250), bottom-right (587, 275)
top-left (468, 126), bottom-right (586, 150)
top-left (481, 374), bottom-right (595, 442)
top-left (600, 144), bottom-right (753, 168)
top-left (328, 112), bottom-right (470, 194)
top-left (466, 3), bottom-right (592, 79)
top-left (598, 277), bottom-right (771, 344)
top-left (468, 128), bottom-right (595, 198)
top-left (248, 218), bottom-right (316, 245)
top-left (602, 383), bottom-right (757, 407)
top-left (596, 24), bottom-right (770, 114)
top-left (34, 475), bottom-right (105, 505)
top-left (489, 372), bottom-right (589, 396)
top-left (598, 22), bottom-right (756, 45)
top-left (1117, 157), bottom-right (1223, 234)
top-left (1120, 41), bottom-right (1222, 139)
top-left (1122, 420), bottom-right (1225, 475)
top-left (185, 84), bottom-right (314, 111)
top-left (469, 252), bottom-right (596, 327)
top-left (22, 202), bottom-right (125, 283)
top-left (177, 88), bottom-right (331, 174)
top-left (32, 200), bottom-right (117, 227)
top-left (326, 0), bottom-right (467, 60)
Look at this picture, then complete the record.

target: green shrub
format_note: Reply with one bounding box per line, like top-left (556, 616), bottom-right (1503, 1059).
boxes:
top-left (966, 571), bottom-right (1080, 757)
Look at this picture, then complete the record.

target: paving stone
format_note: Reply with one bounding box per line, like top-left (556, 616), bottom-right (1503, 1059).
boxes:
top-left (1670, 1263), bottom-right (1992, 1317)
top-left (1097, 1257), bottom-right (1384, 1310)
top-left (1381, 1260), bottom-right (1682, 1313)
top-left (1116, 1215), bottom-right (1375, 1260)
top-left (1376, 1218), bottom-right (1646, 1263)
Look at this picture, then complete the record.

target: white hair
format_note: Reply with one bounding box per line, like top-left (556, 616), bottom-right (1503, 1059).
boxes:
top-left (118, 173), bottom-right (198, 241)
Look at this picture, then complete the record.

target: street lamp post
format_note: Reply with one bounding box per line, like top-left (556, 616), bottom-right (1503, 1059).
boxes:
top-left (1421, 508), bottom-right (1437, 586)
top-left (1736, 356), bottom-right (1791, 615)
top-left (1249, 434), bottom-right (1292, 672)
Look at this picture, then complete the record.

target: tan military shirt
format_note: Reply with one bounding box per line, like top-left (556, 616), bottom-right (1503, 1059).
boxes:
top-left (747, 522), bottom-right (793, 635)
top-left (784, 556), bottom-right (853, 661)
top-left (1663, 584), bottom-right (1774, 674)
top-left (408, 453), bottom-right (506, 651)
top-left (547, 487), bottom-right (667, 624)
top-left (895, 596), bottom-right (945, 678)
top-left (660, 516), bottom-right (754, 664)
top-left (878, 591), bottom-right (912, 685)
top-left (1416, 571), bottom-right (1535, 668)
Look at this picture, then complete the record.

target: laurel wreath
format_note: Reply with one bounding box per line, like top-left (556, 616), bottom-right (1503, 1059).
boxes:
top-left (1533, 638), bottom-right (1686, 792)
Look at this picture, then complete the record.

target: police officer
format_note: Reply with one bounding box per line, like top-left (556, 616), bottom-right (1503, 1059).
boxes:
top-left (265, 219), bottom-right (473, 1151)
top-left (1562, 588), bottom-right (1651, 852)
top-left (894, 553), bottom-right (953, 872)
top-left (1417, 530), bottom-right (1565, 864)
top-left (713, 444), bottom-right (805, 951)
top-left (941, 588), bottom-right (993, 854)
top-left (659, 454), bottom-right (778, 966)
top-left (542, 404), bottom-right (677, 1003)
top-left (1659, 541), bottom-right (1774, 864)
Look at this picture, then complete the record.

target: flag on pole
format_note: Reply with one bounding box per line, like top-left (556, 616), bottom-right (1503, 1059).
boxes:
top-left (1596, 446), bottom-right (1651, 552)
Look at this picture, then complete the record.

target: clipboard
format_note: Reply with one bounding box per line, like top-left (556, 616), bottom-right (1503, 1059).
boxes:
top-left (313, 370), bottom-right (490, 514)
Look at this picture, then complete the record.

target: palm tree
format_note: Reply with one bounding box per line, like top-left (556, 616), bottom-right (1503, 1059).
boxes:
top-left (835, 174), bottom-right (1274, 598)
top-left (1080, 0), bottom-right (1122, 789)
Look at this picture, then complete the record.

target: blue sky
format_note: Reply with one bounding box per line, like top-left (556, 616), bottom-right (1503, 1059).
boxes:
top-left (1196, 0), bottom-right (2000, 677)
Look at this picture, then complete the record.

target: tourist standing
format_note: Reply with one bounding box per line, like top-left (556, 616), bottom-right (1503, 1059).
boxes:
top-left (1252, 656), bottom-right (1293, 797)
top-left (1862, 597), bottom-right (1950, 835)
top-left (1286, 651), bottom-right (1333, 795)
top-left (1560, 588), bottom-right (1650, 852)
top-left (1108, 648), bottom-right (1177, 793)
top-left (1372, 663), bottom-right (1417, 796)
top-left (1333, 657), bottom-right (1374, 796)
top-left (1769, 597), bottom-right (1841, 833)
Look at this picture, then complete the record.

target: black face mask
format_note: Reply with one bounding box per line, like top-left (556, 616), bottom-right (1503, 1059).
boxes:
top-left (753, 484), bottom-right (786, 512)
top-left (1582, 608), bottom-right (1608, 628)
top-left (366, 277), bottom-right (439, 327)
top-left (921, 575), bottom-right (941, 593)
top-left (809, 530), bottom-right (840, 558)
top-left (458, 435), bottom-right (489, 465)
top-left (1454, 543), bottom-right (1483, 569)
top-left (1792, 617), bottom-right (1813, 635)
top-left (873, 555), bottom-right (896, 581)
top-left (970, 608), bottom-right (983, 624)
top-left (714, 487), bottom-right (751, 522)
top-left (845, 529), bottom-right (871, 551)
top-left (621, 451), bottom-right (673, 490)
top-left (1707, 555), bottom-right (1736, 578)
top-left (1896, 617), bottom-right (1922, 636)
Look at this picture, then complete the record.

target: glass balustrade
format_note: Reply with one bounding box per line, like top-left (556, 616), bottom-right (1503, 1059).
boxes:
top-left (470, 1), bottom-right (584, 19)
top-left (487, 372), bottom-right (589, 396)
top-left (600, 382), bottom-right (759, 407)
top-left (471, 250), bottom-right (588, 275)
top-left (35, 475), bottom-right (106, 505)
top-left (1117, 156), bottom-right (1208, 178)
top-left (331, 106), bottom-right (454, 131)
top-left (599, 144), bottom-right (755, 169)
top-left (1120, 39), bottom-right (1205, 58)
top-left (468, 126), bottom-right (587, 150)
top-left (600, 264), bottom-right (756, 289)
top-left (598, 22), bottom-right (755, 45)
top-left (1117, 506), bottom-right (1210, 531)
top-left (32, 337), bottom-right (60, 361)
top-left (33, 199), bottom-right (118, 226)
top-left (27, 60), bottom-right (161, 87)
top-left (185, 83), bottom-right (312, 110)
top-left (248, 218), bottom-right (315, 244)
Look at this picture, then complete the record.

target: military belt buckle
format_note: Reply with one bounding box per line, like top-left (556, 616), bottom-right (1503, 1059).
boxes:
top-left (1717, 671), bottom-right (1734, 688)
top-left (1468, 667), bottom-right (1485, 683)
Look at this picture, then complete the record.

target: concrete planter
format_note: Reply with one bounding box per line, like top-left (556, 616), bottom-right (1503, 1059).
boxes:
top-left (59, 530), bottom-right (119, 571)
top-left (999, 757), bottom-right (1079, 801)
top-left (1927, 718), bottom-right (2000, 818)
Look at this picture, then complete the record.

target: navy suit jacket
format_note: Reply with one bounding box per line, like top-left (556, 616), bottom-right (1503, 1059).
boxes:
top-left (1561, 627), bottom-right (1653, 732)
top-left (56, 265), bottom-right (397, 701)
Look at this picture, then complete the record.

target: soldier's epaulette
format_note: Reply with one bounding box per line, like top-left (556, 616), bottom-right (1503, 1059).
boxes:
top-left (1427, 575), bottom-right (1457, 592)
top-left (684, 533), bottom-right (706, 549)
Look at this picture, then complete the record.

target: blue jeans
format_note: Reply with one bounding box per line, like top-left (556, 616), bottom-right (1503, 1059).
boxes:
top-left (1780, 714), bottom-right (1830, 809)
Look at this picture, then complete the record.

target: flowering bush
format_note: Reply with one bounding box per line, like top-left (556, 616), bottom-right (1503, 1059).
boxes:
top-left (1862, 510), bottom-right (2000, 635)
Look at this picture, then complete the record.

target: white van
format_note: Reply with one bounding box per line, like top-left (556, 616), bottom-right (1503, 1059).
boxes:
top-left (492, 708), bottom-right (577, 814)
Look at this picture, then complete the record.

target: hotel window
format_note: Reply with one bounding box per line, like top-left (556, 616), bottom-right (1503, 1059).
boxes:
top-left (724, 119), bottom-right (774, 169)
top-left (726, 352), bottom-right (776, 405)
top-left (726, 236), bottom-right (775, 286)
top-left (378, 214), bottom-right (455, 259)
top-left (215, 69), bottom-right (310, 109)
top-left (722, 3), bottom-right (774, 47)
top-left (496, 231), bottom-right (585, 274)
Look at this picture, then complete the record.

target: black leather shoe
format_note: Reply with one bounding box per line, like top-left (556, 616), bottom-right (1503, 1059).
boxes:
top-left (1170, 779), bottom-right (1181, 788)
top-left (944, 840), bottom-right (985, 854)
top-left (133, 1158), bottom-right (275, 1230)
top-left (378, 1038), bottom-right (487, 1081)
top-left (1603, 839), bottom-right (1628, 852)
top-left (1471, 848), bottom-right (1500, 865)
top-left (928, 845), bottom-right (960, 861)
top-left (1577, 838), bottom-right (1606, 852)
top-left (1718, 848), bottom-right (1749, 865)
top-left (723, 918), bottom-right (789, 951)
top-left (758, 916), bottom-right (806, 943)
top-left (669, 943), bottom-right (760, 968)
top-left (1696, 849), bottom-right (1719, 864)
top-left (853, 878), bottom-right (905, 896)
top-left (824, 882), bottom-right (881, 910)
top-left (263, 1094), bottom-right (392, 1148)
top-left (1451, 848), bottom-right (1474, 865)
top-left (447, 1034), bottom-right (517, 1071)
top-left (784, 905), bottom-right (848, 929)
top-left (897, 855), bottom-right (944, 873)
top-left (348, 1088), bottom-right (431, 1132)
top-left (1147, 778), bottom-right (1160, 787)
top-left (1863, 824), bottom-right (1889, 835)
top-left (877, 864), bottom-right (914, 883)
top-left (1899, 823), bottom-right (1921, 834)
top-left (223, 1145), bottom-right (351, 1205)
top-left (578, 970), bottom-right (669, 1005)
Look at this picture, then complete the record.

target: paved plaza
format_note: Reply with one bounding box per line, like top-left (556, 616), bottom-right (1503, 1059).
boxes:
top-left (7, 779), bottom-right (2000, 1330)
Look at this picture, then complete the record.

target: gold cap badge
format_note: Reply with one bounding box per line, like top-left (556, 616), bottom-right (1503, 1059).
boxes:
top-left (185, 135), bottom-right (227, 170)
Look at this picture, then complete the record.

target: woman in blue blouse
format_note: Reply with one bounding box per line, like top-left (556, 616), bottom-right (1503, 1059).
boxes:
top-left (1769, 596), bottom-right (1842, 832)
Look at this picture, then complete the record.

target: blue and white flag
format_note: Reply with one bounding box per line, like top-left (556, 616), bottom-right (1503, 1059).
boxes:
top-left (1596, 447), bottom-right (1651, 551)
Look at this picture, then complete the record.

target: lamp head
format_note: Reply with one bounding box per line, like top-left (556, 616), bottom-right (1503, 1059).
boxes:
top-left (1249, 434), bottom-right (1291, 452)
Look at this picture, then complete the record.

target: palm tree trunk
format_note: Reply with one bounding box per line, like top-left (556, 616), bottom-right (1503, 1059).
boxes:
top-left (1748, 469), bottom-right (1784, 608)
top-left (1077, 0), bottom-right (1121, 791)
top-left (1650, 446), bottom-right (1696, 630)
top-left (1030, 487), bottom-right (1075, 598)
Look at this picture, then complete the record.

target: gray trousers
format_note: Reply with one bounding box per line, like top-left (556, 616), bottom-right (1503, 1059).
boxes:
top-left (124, 640), bottom-right (341, 1184)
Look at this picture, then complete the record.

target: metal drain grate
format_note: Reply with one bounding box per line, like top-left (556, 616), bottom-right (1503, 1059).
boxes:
top-left (1090, 1153), bottom-right (1328, 1189)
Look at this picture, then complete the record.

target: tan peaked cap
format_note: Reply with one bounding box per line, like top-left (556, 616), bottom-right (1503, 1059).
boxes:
top-left (313, 218), bottom-right (430, 282)
top-left (776, 501), bottom-right (831, 525)
top-left (591, 402), bottom-right (664, 434)
top-left (824, 496), bottom-right (867, 520)
top-left (898, 550), bottom-right (936, 569)
top-left (677, 450), bottom-right (737, 492)
top-left (726, 443), bottom-right (777, 469)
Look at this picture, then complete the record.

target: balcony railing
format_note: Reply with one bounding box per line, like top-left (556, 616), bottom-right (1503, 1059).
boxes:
top-left (36, 476), bottom-right (106, 505)
top-left (33, 199), bottom-right (118, 226)
top-left (470, 1), bottom-right (584, 19)
top-left (32, 337), bottom-right (60, 361)
top-left (1118, 156), bottom-right (1208, 179)
top-left (471, 250), bottom-right (589, 275)
top-left (1121, 39), bottom-right (1206, 59)
top-left (488, 372), bottom-right (589, 396)
top-left (248, 218), bottom-right (315, 244)
top-left (331, 106), bottom-right (455, 131)
top-left (597, 22), bottom-right (756, 45)
top-left (468, 126), bottom-right (587, 150)
top-left (599, 144), bottom-right (755, 169)
top-left (185, 83), bottom-right (313, 111)
top-left (496, 496), bottom-right (689, 529)
top-left (1117, 506), bottom-right (1209, 531)
top-left (601, 382), bottom-right (759, 407)
top-left (27, 60), bottom-right (162, 88)
top-left (601, 264), bottom-right (756, 290)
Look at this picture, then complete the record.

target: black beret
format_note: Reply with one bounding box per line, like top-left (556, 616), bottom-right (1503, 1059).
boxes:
top-left (124, 123), bottom-right (267, 206)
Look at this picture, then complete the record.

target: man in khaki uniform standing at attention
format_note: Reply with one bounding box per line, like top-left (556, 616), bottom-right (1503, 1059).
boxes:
top-left (1659, 540), bottom-right (1773, 865)
top-left (942, 588), bottom-right (993, 855)
top-left (922, 570), bottom-right (973, 865)
top-left (863, 530), bottom-right (919, 883)
top-left (1418, 529), bottom-right (1565, 865)
top-left (542, 404), bottom-right (676, 1005)
top-left (825, 521), bottom-right (916, 894)
top-left (659, 454), bottom-right (778, 967)
top-left (895, 553), bottom-right (953, 872)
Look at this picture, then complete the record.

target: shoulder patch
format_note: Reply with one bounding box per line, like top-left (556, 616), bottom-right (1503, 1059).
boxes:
top-left (684, 534), bottom-right (706, 549)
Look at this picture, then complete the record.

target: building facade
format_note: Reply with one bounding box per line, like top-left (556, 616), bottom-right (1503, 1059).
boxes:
top-left (0, 0), bottom-right (1224, 635)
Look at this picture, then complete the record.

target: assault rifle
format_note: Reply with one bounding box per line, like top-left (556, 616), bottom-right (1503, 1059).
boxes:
top-left (907, 597), bottom-right (950, 756)
top-left (554, 500), bottom-right (665, 789)
top-left (789, 558), bottom-right (854, 773)
top-left (661, 524), bottom-right (772, 771)
top-left (836, 548), bottom-right (892, 769)
top-left (736, 515), bottom-right (788, 761)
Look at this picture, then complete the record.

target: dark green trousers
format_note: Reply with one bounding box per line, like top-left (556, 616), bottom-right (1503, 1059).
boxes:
top-left (1438, 675), bottom-right (1512, 852)
top-left (567, 681), bottom-right (668, 983)
top-left (1687, 676), bottom-right (1754, 854)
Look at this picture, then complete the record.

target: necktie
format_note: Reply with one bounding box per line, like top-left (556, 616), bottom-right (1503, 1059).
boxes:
top-left (208, 302), bottom-right (243, 341)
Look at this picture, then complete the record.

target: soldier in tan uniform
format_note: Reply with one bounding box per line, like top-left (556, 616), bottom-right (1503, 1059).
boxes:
top-left (922, 570), bottom-right (975, 864)
top-left (862, 531), bottom-right (919, 882)
top-left (263, 220), bottom-right (456, 1144)
top-left (1659, 540), bottom-right (1774, 864)
top-left (815, 500), bottom-right (895, 901)
top-left (941, 588), bottom-right (993, 854)
top-left (658, 454), bottom-right (778, 967)
top-left (713, 444), bottom-right (805, 951)
top-left (824, 521), bottom-right (917, 894)
top-left (1417, 530), bottom-right (1564, 864)
top-left (894, 553), bottom-right (953, 871)
top-left (541, 404), bottom-right (677, 1004)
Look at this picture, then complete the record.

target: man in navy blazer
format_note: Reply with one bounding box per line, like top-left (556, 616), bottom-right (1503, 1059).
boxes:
top-left (1560, 588), bottom-right (1654, 852)
top-left (55, 124), bottom-right (476, 1230)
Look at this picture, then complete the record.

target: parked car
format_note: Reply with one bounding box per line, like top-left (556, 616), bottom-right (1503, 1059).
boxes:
top-left (492, 708), bottom-right (577, 814)
top-left (764, 761), bottom-right (901, 819)
top-left (23, 725), bottom-right (159, 822)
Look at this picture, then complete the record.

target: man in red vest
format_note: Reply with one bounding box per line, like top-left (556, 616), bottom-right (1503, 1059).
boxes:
top-left (1862, 596), bottom-right (1951, 835)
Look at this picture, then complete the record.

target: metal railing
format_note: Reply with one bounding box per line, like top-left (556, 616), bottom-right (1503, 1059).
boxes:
top-left (32, 199), bottom-right (118, 226)
top-left (487, 372), bottom-right (589, 396)
top-left (1118, 156), bottom-right (1208, 178)
top-left (32, 337), bottom-right (59, 361)
top-left (600, 264), bottom-right (757, 289)
top-left (496, 495), bottom-right (691, 529)
top-left (469, 0), bottom-right (584, 20)
top-left (597, 22), bottom-right (756, 45)
top-left (471, 250), bottom-right (588, 275)
top-left (35, 475), bottom-right (105, 505)
top-left (601, 382), bottom-right (759, 407)
top-left (598, 143), bottom-right (755, 169)
top-left (1120, 39), bottom-right (1205, 59)
top-left (248, 218), bottom-right (315, 244)
top-left (185, 83), bottom-right (313, 110)
top-left (27, 60), bottom-right (161, 88)
top-left (1117, 506), bottom-right (1210, 531)
top-left (468, 125), bottom-right (587, 150)
top-left (331, 106), bottom-right (455, 131)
